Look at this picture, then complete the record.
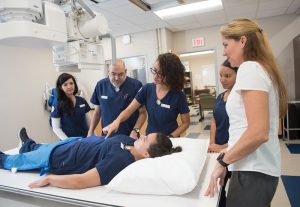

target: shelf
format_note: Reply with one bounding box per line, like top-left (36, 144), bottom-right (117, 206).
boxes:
top-left (183, 72), bottom-right (193, 105)
top-left (282, 101), bottom-right (300, 144)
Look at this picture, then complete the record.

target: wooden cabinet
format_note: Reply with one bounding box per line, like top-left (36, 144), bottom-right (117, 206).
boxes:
top-left (183, 72), bottom-right (193, 105)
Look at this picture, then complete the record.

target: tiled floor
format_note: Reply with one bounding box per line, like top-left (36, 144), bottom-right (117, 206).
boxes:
top-left (186, 109), bottom-right (300, 207)
top-left (272, 140), bottom-right (300, 207)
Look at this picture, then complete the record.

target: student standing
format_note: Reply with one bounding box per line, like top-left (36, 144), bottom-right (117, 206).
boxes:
top-left (88, 59), bottom-right (146, 139)
top-left (208, 59), bottom-right (238, 153)
top-left (51, 73), bottom-right (91, 140)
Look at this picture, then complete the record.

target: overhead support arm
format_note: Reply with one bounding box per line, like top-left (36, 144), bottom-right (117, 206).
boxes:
top-left (99, 34), bottom-right (116, 64)
top-left (71, 0), bottom-right (96, 18)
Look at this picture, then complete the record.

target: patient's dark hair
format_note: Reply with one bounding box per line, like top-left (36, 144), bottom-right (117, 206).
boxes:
top-left (222, 59), bottom-right (239, 72)
top-left (148, 133), bottom-right (182, 158)
top-left (56, 73), bottom-right (78, 115)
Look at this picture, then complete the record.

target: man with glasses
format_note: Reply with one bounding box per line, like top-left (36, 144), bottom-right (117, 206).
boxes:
top-left (88, 59), bottom-right (146, 139)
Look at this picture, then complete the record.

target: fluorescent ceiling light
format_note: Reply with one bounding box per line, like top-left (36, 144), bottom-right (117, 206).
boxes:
top-left (180, 50), bottom-right (214, 57)
top-left (154, 0), bottom-right (223, 19)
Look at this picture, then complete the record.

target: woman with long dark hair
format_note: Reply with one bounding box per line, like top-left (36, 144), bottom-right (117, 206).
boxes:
top-left (51, 73), bottom-right (91, 140)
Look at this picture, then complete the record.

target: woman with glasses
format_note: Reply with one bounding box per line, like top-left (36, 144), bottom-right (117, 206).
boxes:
top-left (103, 52), bottom-right (190, 138)
top-left (51, 73), bottom-right (91, 140)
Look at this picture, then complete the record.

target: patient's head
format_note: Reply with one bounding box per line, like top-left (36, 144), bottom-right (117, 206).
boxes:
top-left (134, 133), bottom-right (182, 159)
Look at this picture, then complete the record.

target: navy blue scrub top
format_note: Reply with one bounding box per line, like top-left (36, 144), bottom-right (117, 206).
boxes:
top-left (135, 83), bottom-right (190, 135)
top-left (213, 92), bottom-right (229, 145)
top-left (51, 96), bottom-right (91, 138)
top-left (90, 77), bottom-right (142, 136)
top-left (49, 135), bottom-right (135, 185)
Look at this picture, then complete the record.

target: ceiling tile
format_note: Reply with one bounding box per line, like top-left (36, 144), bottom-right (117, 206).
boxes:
top-left (195, 10), bottom-right (226, 21)
top-left (257, 7), bottom-right (289, 18)
top-left (85, 0), bottom-right (300, 37)
top-left (286, 0), bottom-right (300, 13)
top-left (199, 17), bottom-right (228, 28)
top-left (258, 0), bottom-right (293, 10)
top-left (165, 16), bottom-right (198, 26)
top-left (94, 0), bottom-right (129, 9)
top-left (227, 12), bottom-right (256, 20)
top-left (172, 22), bottom-right (203, 32)
top-left (223, 0), bottom-right (259, 8)
top-left (139, 21), bottom-right (169, 30)
top-left (105, 2), bottom-right (147, 17)
top-left (125, 12), bottom-right (163, 24)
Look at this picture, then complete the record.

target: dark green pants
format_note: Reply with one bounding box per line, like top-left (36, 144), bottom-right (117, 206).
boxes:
top-left (226, 171), bottom-right (278, 207)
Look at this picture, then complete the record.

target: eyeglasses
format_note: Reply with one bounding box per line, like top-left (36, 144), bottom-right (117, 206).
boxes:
top-left (150, 67), bottom-right (161, 76)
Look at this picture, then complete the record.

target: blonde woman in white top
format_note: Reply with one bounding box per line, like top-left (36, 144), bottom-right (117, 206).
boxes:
top-left (205, 18), bottom-right (287, 207)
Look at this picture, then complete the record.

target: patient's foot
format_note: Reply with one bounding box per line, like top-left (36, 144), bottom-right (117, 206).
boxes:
top-left (19, 128), bottom-right (30, 144)
top-left (0, 151), bottom-right (4, 168)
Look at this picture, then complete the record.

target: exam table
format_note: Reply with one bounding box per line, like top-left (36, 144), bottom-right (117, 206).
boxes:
top-left (0, 151), bottom-right (219, 207)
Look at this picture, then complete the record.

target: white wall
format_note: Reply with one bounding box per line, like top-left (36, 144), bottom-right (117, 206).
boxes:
top-left (160, 28), bottom-right (174, 53)
top-left (103, 30), bottom-right (158, 83)
top-left (0, 45), bottom-right (109, 150)
top-left (172, 14), bottom-right (300, 99)
top-left (0, 45), bottom-right (59, 150)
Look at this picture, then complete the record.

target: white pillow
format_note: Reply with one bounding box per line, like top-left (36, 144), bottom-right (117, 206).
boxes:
top-left (106, 138), bottom-right (208, 195)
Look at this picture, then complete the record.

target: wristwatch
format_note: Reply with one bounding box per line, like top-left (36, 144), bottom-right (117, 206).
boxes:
top-left (132, 128), bottom-right (140, 139)
top-left (217, 152), bottom-right (229, 167)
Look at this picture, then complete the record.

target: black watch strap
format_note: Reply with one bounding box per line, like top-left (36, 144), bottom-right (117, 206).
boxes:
top-left (217, 152), bottom-right (229, 167)
top-left (133, 128), bottom-right (140, 138)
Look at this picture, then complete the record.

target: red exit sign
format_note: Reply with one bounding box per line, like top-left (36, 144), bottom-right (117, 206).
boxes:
top-left (192, 37), bottom-right (205, 47)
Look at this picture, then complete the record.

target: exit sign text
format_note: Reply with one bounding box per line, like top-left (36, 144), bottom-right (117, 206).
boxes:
top-left (192, 37), bottom-right (205, 47)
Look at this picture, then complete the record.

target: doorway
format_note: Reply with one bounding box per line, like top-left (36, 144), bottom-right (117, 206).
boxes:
top-left (180, 50), bottom-right (217, 105)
